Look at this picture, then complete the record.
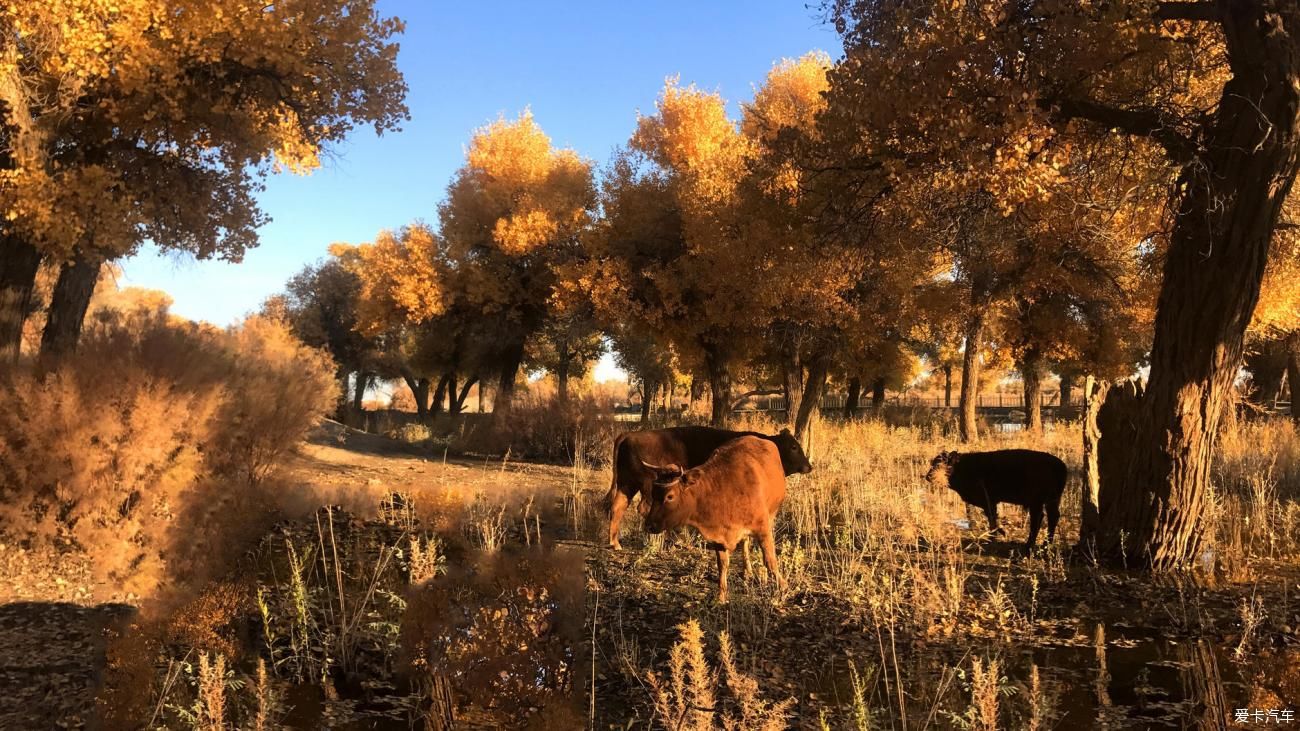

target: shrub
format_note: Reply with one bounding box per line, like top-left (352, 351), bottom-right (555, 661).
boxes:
top-left (207, 317), bottom-right (340, 484)
top-left (450, 393), bottom-right (622, 465)
top-left (0, 315), bottom-right (338, 598)
top-left (395, 421), bottom-right (432, 444)
top-left (400, 547), bottom-right (586, 720)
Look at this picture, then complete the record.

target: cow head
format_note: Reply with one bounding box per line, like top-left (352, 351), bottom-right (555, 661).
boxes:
top-left (771, 428), bottom-right (813, 475)
top-left (640, 460), bottom-right (699, 534)
top-left (925, 450), bottom-right (959, 487)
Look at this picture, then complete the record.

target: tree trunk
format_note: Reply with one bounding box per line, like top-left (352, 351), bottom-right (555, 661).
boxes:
top-left (416, 378), bottom-right (430, 418)
top-left (790, 354), bottom-right (827, 438)
top-left (1097, 380), bottom-right (1144, 564)
top-left (40, 251), bottom-right (101, 359)
top-left (781, 347), bottom-right (804, 428)
top-left (431, 374), bottom-right (451, 417)
top-left (1096, 8), bottom-right (1300, 570)
top-left (1286, 334), bottom-right (1300, 425)
top-left (403, 374), bottom-right (430, 419)
top-left (447, 373), bottom-right (459, 415)
top-left (1020, 350), bottom-right (1044, 435)
top-left (1059, 372), bottom-right (1077, 409)
top-left (0, 234), bottom-right (41, 361)
top-left (844, 376), bottom-right (862, 418)
top-left (336, 371), bottom-right (351, 419)
top-left (870, 376), bottom-right (886, 410)
top-left (943, 364), bottom-right (953, 409)
top-left (639, 379), bottom-right (656, 423)
top-left (1080, 376), bottom-right (1110, 550)
top-left (454, 375), bottom-right (477, 415)
top-left (557, 346), bottom-right (571, 410)
top-left (493, 341), bottom-right (526, 415)
top-left (959, 311), bottom-right (986, 443)
top-left (704, 344), bottom-right (731, 427)
top-left (353, 372), bottom-right (371, 412)
top-left (1244, 342), bottom-right (1287, 409)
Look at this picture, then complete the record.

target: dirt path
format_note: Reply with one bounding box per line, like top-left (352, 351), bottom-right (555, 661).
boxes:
top-left (286, 419), bottom-right (593, 502)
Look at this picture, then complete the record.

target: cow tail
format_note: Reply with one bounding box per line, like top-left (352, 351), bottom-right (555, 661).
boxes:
top-left (604, 433), bottom-right (626, 516)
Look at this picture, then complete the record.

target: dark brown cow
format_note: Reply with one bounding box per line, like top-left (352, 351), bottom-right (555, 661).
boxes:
top-left (604, 425), bottom-right (811, 549)
top-left (925, 449), bottom-right (1068, 547)
top-left (641, 436), bottom-right (788, 602)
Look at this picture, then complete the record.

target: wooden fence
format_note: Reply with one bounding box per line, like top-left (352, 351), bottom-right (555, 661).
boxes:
top-left (734, 391), bottom-right (1067, 414)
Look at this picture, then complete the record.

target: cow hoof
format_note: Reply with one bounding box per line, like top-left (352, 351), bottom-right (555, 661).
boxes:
top-left (608, 541), bottom-right (622, 551)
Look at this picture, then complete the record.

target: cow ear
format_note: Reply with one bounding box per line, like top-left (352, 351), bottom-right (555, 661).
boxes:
top-left (780, 428), bottom-right (791, 436)
top-left (681, 471), bottom-right (701, 487)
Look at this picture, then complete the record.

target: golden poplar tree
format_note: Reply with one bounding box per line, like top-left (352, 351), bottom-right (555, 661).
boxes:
top-left (0, 0), bottom-right (409, 358)
top-left (828, 0), bottom-right (1300, 569)
top-left (438, 112), bottom-right (594, 415)
top-left (601, 79), bottom-right (755, 425)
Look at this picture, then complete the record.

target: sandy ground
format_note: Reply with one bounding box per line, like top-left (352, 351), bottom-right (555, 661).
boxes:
top-left (286, 419), bottom-right (591, 501)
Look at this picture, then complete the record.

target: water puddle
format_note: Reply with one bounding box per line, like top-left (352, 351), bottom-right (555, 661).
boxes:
top-left (814, 618), bottom-right (1294, 729)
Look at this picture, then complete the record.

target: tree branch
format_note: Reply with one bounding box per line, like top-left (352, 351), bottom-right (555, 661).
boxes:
top-left (1041, 96), bottom-right (1198, 163)
top-left (730, 389), bottom-right (785, 411)
top-left (1154, 2), bottom-right (1220, 22)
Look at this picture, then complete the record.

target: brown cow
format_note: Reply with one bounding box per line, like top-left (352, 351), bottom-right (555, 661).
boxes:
top-left (641, 436), bottom-right (788, 602)
top-left (604, 426), bottom-right (811, 550)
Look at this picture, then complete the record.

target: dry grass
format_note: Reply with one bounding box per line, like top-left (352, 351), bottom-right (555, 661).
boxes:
top-left (646, 618), bottom-right (794, 731)
top-left (0, 314), bottom-right (338, 600)
top-left (78, 403), bottom-right (1300, 728)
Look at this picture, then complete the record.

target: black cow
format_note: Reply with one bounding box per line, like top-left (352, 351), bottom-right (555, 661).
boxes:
top-left (925, 449), bottom-right (1067, 547)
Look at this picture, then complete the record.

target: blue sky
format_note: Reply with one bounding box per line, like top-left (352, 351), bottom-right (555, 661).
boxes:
top-left (120, 0), bottom-right (840, 380)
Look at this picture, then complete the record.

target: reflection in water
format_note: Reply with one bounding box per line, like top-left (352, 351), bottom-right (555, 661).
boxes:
top-left (1094, 623), bottom-right (1112, 711)
top-left (1181, 640), bottom-right (1228, 730)
top-left (819, 620), bottom-right (1284, 730)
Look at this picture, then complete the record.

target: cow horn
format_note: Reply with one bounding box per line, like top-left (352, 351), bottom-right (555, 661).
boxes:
top-left (641, 460), bottom-right (683, 478)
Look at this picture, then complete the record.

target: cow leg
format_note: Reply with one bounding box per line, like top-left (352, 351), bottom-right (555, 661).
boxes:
top-left (715, 546), bottom-right (731, 603)
top-left (1027, 503), bottom-right (1044, 549)
top-left (982, 503), bottom-right (1000, 537)
top-left (739, 538), bottom-right (753, 580)
top-left (608, 488), bottom-right (633, 550)
top-left (759, 529), bottom-right (786, 591)
top-left (1045, 500), bottom-right (1061, 543)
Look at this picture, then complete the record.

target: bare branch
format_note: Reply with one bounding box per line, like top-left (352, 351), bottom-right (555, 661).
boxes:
top-left (730, 389), bottom-right (785, 411)
top-left (1042, 96), bottom-right (1198, 163)
top-left (1155, 2), bottom-right (1220, 22)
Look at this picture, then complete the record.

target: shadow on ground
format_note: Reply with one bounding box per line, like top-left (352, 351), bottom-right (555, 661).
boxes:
top-left (0, 602), bottom-right (135, 729)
